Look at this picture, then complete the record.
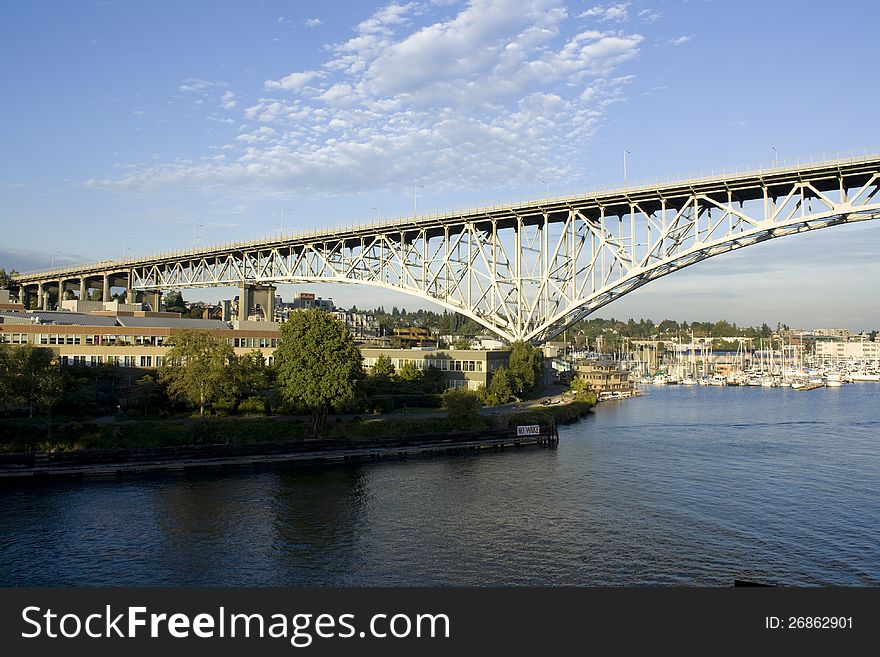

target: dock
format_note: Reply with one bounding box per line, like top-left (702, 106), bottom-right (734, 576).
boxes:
top-left (0, 423), bottom-right (559, 479)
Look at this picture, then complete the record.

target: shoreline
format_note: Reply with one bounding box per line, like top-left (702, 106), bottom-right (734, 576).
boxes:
top-left (0, 426), bottom-right (561, 479)
top-left (0, 400), bottom-right (594, 479)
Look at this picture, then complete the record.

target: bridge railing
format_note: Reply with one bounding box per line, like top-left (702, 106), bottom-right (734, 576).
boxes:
top-left (16, 149), bottom-right (880, 280)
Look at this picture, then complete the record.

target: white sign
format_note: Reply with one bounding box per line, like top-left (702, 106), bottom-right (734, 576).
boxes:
top-left (516, 425), bottom-right (541, 436)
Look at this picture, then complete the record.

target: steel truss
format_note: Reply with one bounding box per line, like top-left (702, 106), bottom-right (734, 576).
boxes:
top-left (18, 157), bottom-right (880, 344)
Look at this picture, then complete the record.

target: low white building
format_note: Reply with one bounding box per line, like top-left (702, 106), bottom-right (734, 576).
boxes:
top-left (815, 338), bottom-right (880, 362)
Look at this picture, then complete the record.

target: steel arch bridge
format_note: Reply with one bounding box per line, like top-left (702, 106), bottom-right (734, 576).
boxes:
top-left (14, 155), bottom-right (880, 343)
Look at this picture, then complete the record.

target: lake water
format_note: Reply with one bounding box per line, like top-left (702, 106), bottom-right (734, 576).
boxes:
top-left (2, 384), bottom-right (878, 586)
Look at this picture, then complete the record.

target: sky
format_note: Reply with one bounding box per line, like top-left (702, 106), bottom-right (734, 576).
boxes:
top-left (1, 0), bottom-right (878, 330)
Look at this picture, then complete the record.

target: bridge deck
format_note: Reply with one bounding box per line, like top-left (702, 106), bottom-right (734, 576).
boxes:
top-left (14, 153), bottom-right (880, 285)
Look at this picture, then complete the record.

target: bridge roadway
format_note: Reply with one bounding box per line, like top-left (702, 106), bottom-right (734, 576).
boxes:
top-left (11, 154), bottom-right (880, 343)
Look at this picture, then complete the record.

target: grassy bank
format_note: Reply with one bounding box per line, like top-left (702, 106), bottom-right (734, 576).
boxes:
top-left (0, 400), bottom-right (594, 454)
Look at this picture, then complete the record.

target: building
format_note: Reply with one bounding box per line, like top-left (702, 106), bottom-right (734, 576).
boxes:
top-left (1, 308), bottom-right (510, 391)
top-left (332, 309), bottom-right (381, 341)
top-left (390, 327), bottom-right (435, 348)
top-left (815, 338), bottom-right (880, 363)
top-left (0, 289), bottom-right (25, 312)
top-left (574, 360), bottom-right (634, 396)
top-left (361, 347), bottom-right (509, 390)
top-left (0, 309), bottom-right (280, 372)
top-left (813, 328), bottom-right (854, 339)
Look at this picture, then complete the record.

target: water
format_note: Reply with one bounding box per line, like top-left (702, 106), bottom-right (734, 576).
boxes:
top-left (1, 385), bottom-right (878, 586)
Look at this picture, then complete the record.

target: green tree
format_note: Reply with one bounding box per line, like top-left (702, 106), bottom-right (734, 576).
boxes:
top-left (127, 374), bottom-right (167, 416)
top-left (3, 344), bottom-right (64, 417)
top-left (485, 366), bottom-right (513, 405)
top-left (371, 354), bottom-right (395, 379)
top-left (454, 337), bottom-right (472, 349)
top-left (159, 329), bottom-right (236, 416)
top-left (274, 309), bottom-right (363, 436)
top-left (442, 387), bottom-right (481, 420)
top-left (0, 344), bottom-right (12, 408)
top-left (507, 340), bottom-right (543, 396)
top-left (397, 361), bottom-right (421, 382)
top-left (0, 267), bottom-right (19, 289)
top-left (570, 377), bottom-right (597, 404)
top-left (228, 350), bottom-right (270, 413)
top-left (163, 290), bottom-right (187, 314)
top-left (420, 366), bottom-right (446, 394)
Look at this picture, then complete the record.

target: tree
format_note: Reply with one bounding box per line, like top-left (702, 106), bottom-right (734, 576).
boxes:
top-left (371, 354), bottom-right (395, 379)
top-left (159, 329), bottom-right (236, 416)
top-left (274, 309), bottom-right (363, 436)
top-left (127, 374), bottom-right (167, 416)
top-left (397, 361), bottom-right (421, 382)
top-left (485, 366), bottom-right (514, 405)
top-left (227, 350), bottom-right (270, 413)
top-left (442, 387), bottom-right (481, 420)
top-left (570, 377), bottom-right (597, 404)
top-left (0, 267), bottom-right (19, 290)
top-left (420, 366), bottom-right (446, 394)
top-left (3, 344), bottom-right (64, 417)
top-left (507, 340), bottom-right (543, 396)
top-left (163, 290), bottom-right (187, 314)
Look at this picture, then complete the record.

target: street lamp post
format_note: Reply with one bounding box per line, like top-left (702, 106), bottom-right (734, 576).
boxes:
top-left (539, 179), bottom-right (550, 198)
top-left (623, 150), bottom-right (631, 190)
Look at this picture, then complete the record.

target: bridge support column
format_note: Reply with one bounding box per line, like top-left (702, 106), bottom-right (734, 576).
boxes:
top-left (238, 284), bottom-right (275, 322)
top-left (102, 275), bottom-right (111, 302)
top-left (79, 276), bottom-right (87, 300)
top-left (37, 282), bottom-right (45, 310)
top-left (134, 290), bottom-right (161, 311)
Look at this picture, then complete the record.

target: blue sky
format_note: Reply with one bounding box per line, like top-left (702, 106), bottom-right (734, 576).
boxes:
top-left (1, 0), bottom-right (878, 329)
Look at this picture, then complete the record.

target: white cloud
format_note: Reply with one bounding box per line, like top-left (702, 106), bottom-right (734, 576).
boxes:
top-left (178, 78), bottom-right (227, 94)
top-left (236, 126), bottom-right (276, 143)
top-left (265, 70), bottom-right (322, 91)
top-left (579, 3), bottom-right (629, 22)
top-left (93, 0), bottom-right (646, 196)
top-left (221, 90), bottom-right (236, 109)
top-left (661, 34), bottom-right (694, 47)
top-left (304, 18), bottom-right (322, 27)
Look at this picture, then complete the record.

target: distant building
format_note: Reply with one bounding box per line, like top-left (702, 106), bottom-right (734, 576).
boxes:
top-left (274, 292), bottom-right (335, 322)
top-left (332, 309), bottom-right (381, 341)
top-left (574, 360), bottom-right (634, 396)
top-left (361, 347), bottom-right (509, 390)
top-left (0, 309), bottom-right (279, 374)
top-left (813, 328), bottom-right (854, 339)
top-left (815, 338), bottom-right (880, 362)
top-left (0, 289), bottom-right (25, 312)
top-left (390, 327), bottom-right (434, 348)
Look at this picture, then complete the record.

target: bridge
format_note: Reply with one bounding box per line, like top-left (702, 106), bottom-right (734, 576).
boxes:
top-left (11, 154), bottom-right (880, 344)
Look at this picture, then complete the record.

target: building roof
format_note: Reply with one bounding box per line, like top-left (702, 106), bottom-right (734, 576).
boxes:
top-left (6, 311), bottom-right (121, 327)
top-left (115, 316), bottom-right (230, 330)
